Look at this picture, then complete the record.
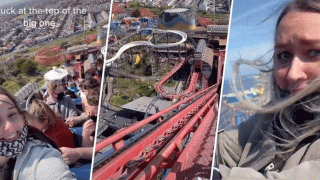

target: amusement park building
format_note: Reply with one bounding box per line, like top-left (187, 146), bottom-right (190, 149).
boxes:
top-left (158, 8), bottom-right (196, 30)
top-left (87, 13), bottom-right (97, 29)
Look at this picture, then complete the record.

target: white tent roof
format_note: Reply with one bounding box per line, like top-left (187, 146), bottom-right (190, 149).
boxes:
top-left (44, 67), bottom-right (69, 81)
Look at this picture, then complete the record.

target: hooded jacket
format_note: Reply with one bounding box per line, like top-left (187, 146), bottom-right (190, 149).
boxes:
top-left (46, 96), bottom-right (78, 120)
top-left (13, 138), bottom-right (76, 180)
top-left (216, 112), bottom-right (320, 179)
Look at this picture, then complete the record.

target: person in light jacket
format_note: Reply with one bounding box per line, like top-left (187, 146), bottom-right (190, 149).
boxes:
top-left (0, 87), bottom-right (75, 179)
top-left (45, 80), bottom-right (78, 120)
top-left (215, 0), bottom-right (320, 179)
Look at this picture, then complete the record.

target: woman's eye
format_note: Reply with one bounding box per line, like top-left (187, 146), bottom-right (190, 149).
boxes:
top-left (308, 50), bottom-right (320, 58)
top-left (276, 51), bottom-right (292, 62)
top-left (8, 113), bottom-right (18, 119)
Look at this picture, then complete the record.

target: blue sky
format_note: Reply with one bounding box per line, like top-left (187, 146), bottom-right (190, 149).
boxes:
top-left (223, 0), bottom-right (291, 79)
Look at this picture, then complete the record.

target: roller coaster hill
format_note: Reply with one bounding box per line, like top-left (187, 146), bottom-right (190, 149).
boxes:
top-left (93, 28), bottom-right (225, 179)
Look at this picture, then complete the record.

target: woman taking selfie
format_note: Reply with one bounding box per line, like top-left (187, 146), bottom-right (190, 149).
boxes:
top-left (215, 0), bottom-right (320, 179)
top-left (0, 87), bottom-right (75, 179)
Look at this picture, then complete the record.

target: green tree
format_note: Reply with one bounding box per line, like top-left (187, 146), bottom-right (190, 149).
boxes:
top-left (132, 9), bottom-right (141, 17)
top-left (144, 64), bottom-right (152, 76)
top-left (129, 2), bottom-right (141, 8)
top-left (0, 77), bottom-right (5, 85)
top-left (12, 69), bottom-right (21, 77)
top-left (60, 41), bottom-right (69, 49)
top-left (21, 60), bottom-right (37, 75)
top-left (14, 58), bottom-right (26, 68)
top-left (14, 28), bottom-right (22, 36)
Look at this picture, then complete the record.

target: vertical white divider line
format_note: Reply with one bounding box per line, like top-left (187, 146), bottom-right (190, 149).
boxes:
top-left (210, 0), bottom-right (235, 179)
top-left (90, 0), bottom-right (114, 179)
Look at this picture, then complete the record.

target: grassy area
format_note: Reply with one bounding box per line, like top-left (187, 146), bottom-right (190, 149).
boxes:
top-left (158, 63), bottom-right (174, 76)
top-left (0, 56), bottom-right (58, 94)
top-left (16, 49), bottom-right (30, 54)
top-left (143, 6), bottom-right (172, 16)
top-left (128, 35), bottom-right (148, 43)
top-left (126, 2), bottom-right (171, 16)
top-left (110, 78), bottom-right (156, 107)
top-left (2, 75), bottom-right (44, 95)
top-left (197, 11), bottom-right (230, 25)
top-left (163, 79), bottom-right (175, 87)
top-left (3, 80), bottom-right (21, 94)
top-left (36, 63), bottom-right (57, 72)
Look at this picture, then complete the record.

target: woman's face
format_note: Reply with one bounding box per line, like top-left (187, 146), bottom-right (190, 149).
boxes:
top-left (274, 11), bottom-right (320, 94)
top-left (0, 95), bottom-right (24, 143)
top-left (83, 89), bottom-right (90, 96)
top-left (28, 119), bottom-right (47, 132)
top-left (87, 104), bottom-right (98, 116)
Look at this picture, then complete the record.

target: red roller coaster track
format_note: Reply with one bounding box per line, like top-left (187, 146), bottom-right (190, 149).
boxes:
top-left (154, 58), bottom-right (201, 100)
top-left (93, 48), bottom-right (224, 179)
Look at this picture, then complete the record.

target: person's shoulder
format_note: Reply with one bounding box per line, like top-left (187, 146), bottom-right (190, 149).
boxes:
top-left (299, 135), bottom-right (320, 162)
top-left (63, 95), bottom-right (73, 101)
top-left (218, 113), bottom-right (273, 148)
top-left (239, 113), bottom-right (272, 130)
top-left (21, 138), bottom-right (54, 157)
top-left (16, 139), bottom-right (76, 179)
top-left (62, 96), bottom-right (76, 105)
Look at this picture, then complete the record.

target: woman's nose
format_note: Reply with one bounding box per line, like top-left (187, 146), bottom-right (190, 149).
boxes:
top-left (4, 120), bottom-right (14, 132)
top-left (286, 56), bottom-right (307, 82)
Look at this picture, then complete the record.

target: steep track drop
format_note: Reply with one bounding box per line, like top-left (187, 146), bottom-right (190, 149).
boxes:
top-left (95, 30), bottom-right (225, 179)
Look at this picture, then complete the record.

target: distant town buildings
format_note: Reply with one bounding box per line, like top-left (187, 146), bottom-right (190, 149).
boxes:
top-left (0, 0), bottom-right (111, 56)
top-left (199, 0), bottom-right (210, 11)
top-left (100, 11), bottom-right (109, 20)
top-left (86, 13), bottom-right (97, 30)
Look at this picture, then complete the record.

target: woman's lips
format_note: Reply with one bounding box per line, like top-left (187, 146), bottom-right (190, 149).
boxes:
top-left (289, 84), bottom-right (308, 94)
top-left (290, 88), bottom-right (303, 94)
top-left (1, 131), bottom-right (19, 142)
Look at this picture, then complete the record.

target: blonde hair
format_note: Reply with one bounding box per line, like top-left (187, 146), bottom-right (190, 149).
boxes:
top-left (28, 99), bottom-right (61, 128)
top-left (47, 81), bottom-right (60, 94)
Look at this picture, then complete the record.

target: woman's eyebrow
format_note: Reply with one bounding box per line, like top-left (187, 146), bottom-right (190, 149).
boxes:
top-left (8, 106), bottom-right (16, 110)
top-left (299, 39), bottom-right (320, 45)
top-left (0, 101), bottom-right (16, 110)
top-left (275, 39), bottom-right (320, 48)
top-left (274, 43), bottom-right (287, 49)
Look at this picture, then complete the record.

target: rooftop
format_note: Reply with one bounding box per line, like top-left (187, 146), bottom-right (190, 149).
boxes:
top-left (121, 96), bottom-right (172, 115)
top-left (164, 8), bottom-right (188, 13)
